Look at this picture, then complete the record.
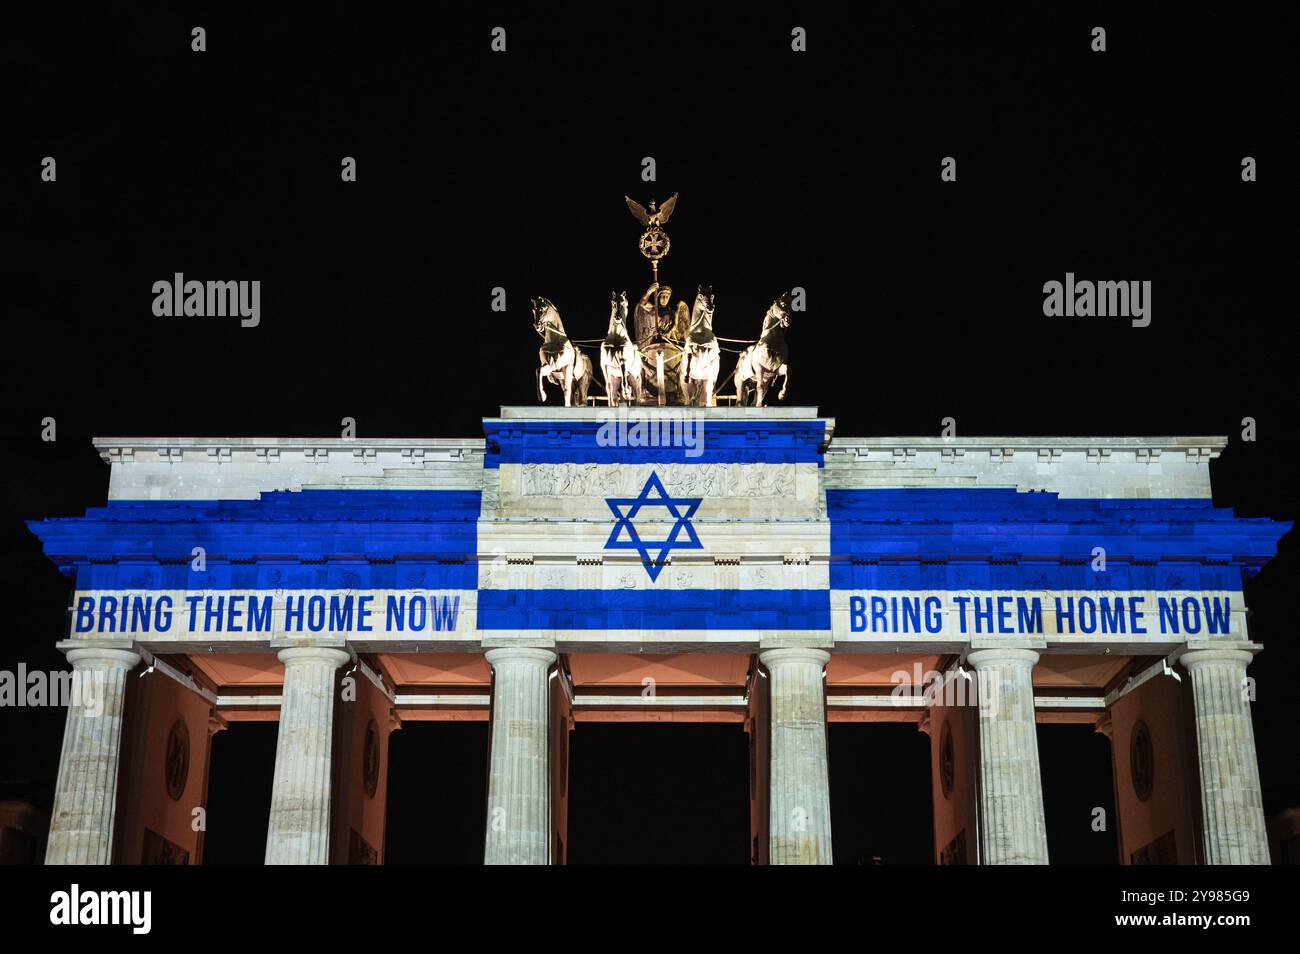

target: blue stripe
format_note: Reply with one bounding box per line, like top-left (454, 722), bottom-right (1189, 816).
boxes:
top-left (827, 489), bottom-right (1290, 578)
top-left (28, 490), bottom-right (481, 577)
top-left (483, 419), bottom-right (826, 467)
top-left (478, 588), bottom-right (830, 630)
top-left (74, 562), bottom-right (476, 591)
top-left (826, 488), bottom-right (1228, 517)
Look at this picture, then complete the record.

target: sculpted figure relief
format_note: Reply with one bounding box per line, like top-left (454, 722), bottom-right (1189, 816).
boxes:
top-left (521, 462), bottom-right (796, 498)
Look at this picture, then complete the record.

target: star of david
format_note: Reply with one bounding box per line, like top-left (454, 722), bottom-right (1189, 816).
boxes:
top-left (604, 471), bottom-right (703, 581)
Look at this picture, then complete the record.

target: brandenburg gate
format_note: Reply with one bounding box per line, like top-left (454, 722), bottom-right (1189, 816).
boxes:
top-left (27, 406), bottom-right (1290, 863)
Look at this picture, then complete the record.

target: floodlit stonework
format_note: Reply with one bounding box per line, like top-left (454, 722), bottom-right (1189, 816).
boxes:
top-left (28, 408), bottom-right (1291, 864)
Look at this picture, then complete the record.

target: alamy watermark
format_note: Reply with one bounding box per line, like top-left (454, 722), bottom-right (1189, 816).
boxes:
top-left (152, 273), bottom-right (260, 327)
top-left (1043, 273), bottom-right (1151, 327)
top-left (50, 884), bottom-right (151, 934)
top-left (595, 406), bottom-right (704, 458)
top-left (890, 661), bottom-right (997, 715)
top-left (0, 665), bottom-right (112, 716)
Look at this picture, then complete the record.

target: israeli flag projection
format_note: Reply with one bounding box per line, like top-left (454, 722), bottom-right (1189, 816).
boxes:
top-left (25, 410), bottom-right (1290, 648)
top-left (475, 413), bottom-right (832, 637)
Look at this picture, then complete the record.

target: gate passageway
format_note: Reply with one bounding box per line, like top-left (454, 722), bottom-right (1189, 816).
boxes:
top-left (566, 723), bottom-right (749, 864)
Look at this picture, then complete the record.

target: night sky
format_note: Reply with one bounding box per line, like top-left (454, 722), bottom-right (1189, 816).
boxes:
top-left (2, 3), bottom-right (1294, 868)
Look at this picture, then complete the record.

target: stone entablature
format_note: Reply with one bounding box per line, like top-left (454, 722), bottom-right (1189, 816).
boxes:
top-left (92, 411), bottom-right (1222, 505)
top-left (826, 436), bottom-right (1221, 500)
top-left (94, 437), bottom-right (486, 501)
top-left (29, 409), bottom-right (1287, 654)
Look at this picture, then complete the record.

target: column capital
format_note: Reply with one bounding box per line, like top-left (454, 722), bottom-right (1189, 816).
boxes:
top-left (759, 647), bottom-right (830, 668)
top-left (967, 647), bottom-right (1040, 669)
top-left (1178, 644), bottom-right (1261, 672)
top-left (271, 638), bottom-right (353, 668)
top-left (485, 647), bottom-right (557, 667)
top-left (55, 639), bottom-right (141, 670)
top-left (275, 646), bottom-right (353, 669)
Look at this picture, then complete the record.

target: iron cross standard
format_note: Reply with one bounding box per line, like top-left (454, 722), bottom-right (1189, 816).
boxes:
top-left (625, 192), bottom-right (678, 284)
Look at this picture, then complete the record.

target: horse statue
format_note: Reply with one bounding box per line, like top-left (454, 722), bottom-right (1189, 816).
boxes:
top-left (600, 290), bottom-right (643, 406)
top-left (733, 292), bottom-right (792, 406)
top-left (532, 296), bottom-right (592, 406)
top-left (679, 284), bottom-right (721, 406)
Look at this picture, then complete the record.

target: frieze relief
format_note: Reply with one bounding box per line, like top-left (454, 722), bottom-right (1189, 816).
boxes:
top-left (519, 462), bottom-right (797, 498)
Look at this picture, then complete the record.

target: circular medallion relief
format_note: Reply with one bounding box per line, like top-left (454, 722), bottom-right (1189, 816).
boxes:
top-left (164, 718), bottom-right (190, 801)
top-left (939, 719), bottom-right (955, 799)
top-left (363, 719), bottom-right (380, 799)
top-left (1130, 719), bottom-right (1154, 802)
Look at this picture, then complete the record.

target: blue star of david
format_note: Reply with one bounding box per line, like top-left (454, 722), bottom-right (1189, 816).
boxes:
top-left (604, 471), bottom-right (703, 581)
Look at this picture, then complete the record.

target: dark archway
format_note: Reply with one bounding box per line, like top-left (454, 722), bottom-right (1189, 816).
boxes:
top-left (829, 723), bottom-right (934, 864)
top-left (203, 721), bottom-right (276, 864)
top-left (567, 723), bottom-right (749, 864)
top-left (1038, 723), bottom-right (1118, 864)
top-left (384, 721), bottom-right (489, 864)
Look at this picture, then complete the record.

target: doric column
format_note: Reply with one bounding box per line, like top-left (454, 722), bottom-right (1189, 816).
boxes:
top-left (265, 644), bottom-right (351, 865)
top-left (1180, 647), bottom-right (1269, 864)
top-left (760, 648), bottom-right (833, 864)
top-left (484, 647), bottom-right (556, 865)
top-left (45, 640), bottom-right (141, 864)
top-left (968, 648), bottom-right (1049, 864)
